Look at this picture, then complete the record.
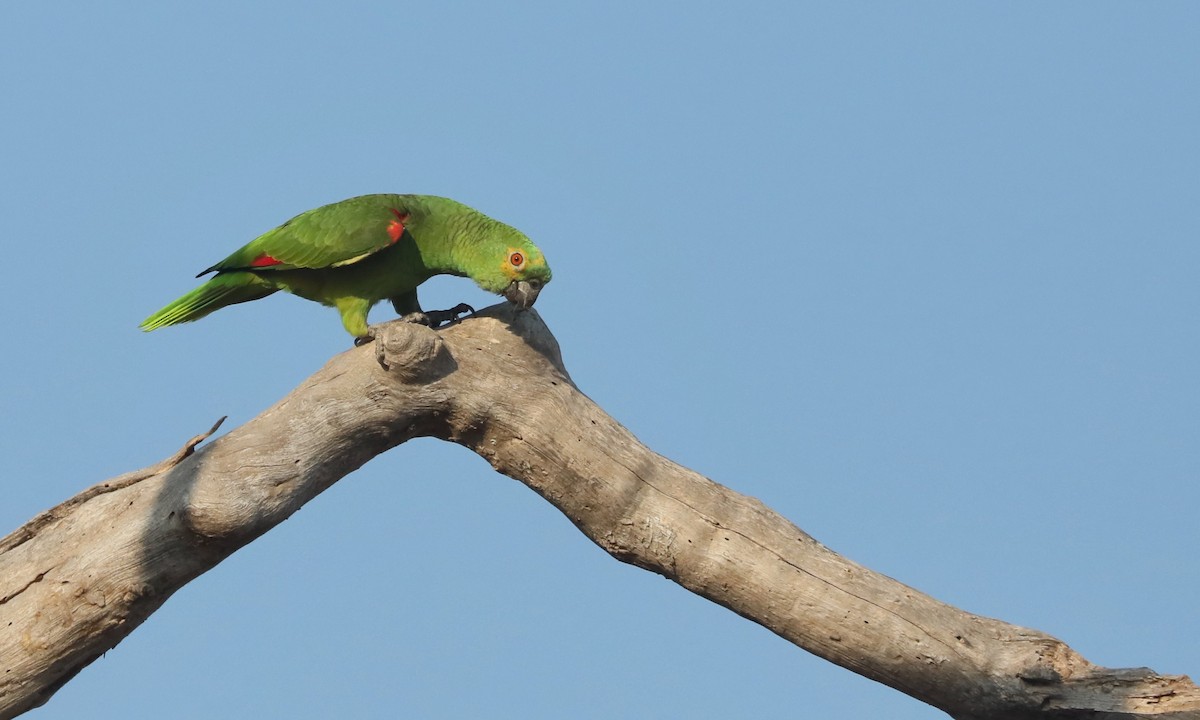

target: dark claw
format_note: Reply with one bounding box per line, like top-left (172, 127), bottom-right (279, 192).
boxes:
top-left (422, 303), bottom-right (475, 328)
top-left (353, 332), bottom-right (375, 347)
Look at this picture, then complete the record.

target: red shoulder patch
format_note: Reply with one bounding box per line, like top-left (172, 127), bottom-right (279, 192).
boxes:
top-left (387, 209), bottom-right (409, 243)
top-left (249, 253), bottom-right (283, 268)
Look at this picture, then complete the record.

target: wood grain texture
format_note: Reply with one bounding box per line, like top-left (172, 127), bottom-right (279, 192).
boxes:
top-left (1, 304), bottom-right (1196, 719)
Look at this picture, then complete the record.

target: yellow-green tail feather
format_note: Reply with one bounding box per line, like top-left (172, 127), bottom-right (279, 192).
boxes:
top-left (140, 272), bottom-right (276, 331)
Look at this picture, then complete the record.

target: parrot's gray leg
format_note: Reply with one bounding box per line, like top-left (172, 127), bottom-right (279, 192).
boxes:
top-left (398, 312), bottom-right (432, 326)
top-left (422, 303), bottom-right (475, 328)
top-left (389, 290), bottom-right (473, 328)
top-left (390, 290), bottom-right (437, 327)
top-left (390, 290), bottom-right (422, 317)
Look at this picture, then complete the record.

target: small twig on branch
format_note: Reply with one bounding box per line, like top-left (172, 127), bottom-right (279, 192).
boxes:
top-left (0, 416), bottom-right (227, 556)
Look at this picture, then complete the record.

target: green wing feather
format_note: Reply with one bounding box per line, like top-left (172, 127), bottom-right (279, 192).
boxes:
top-left (199, 194), bottom-right (411, 276)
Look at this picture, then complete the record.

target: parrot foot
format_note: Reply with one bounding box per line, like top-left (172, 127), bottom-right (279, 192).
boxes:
top-left (353, 329), bottom-right (376, 347)
top-left (406, 303), bottom-right (476, 329)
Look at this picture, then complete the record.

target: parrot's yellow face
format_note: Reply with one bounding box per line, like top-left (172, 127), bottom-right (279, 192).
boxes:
top-left (476, 238), bottom-right (551, 308)
top-left (499, 246), bottom-right (549, 281)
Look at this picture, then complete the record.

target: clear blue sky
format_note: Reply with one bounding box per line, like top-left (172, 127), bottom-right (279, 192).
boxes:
top-left (2, 3), bottom-right (1197, 718)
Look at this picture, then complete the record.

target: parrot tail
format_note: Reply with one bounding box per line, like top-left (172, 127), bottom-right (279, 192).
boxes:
top-left (140, 272), bottom-right (277, 331)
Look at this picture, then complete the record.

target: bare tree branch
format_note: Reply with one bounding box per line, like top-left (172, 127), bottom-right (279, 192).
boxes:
top-left (1, 304), bottom-right (1196, 719)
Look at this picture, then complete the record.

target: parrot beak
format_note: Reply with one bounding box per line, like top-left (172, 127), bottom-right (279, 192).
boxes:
top-left (504, 279), bottom-right (543, 309)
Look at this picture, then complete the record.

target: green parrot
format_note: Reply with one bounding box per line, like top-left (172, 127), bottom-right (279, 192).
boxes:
top-left (141, 194), bottom-right (551, 343)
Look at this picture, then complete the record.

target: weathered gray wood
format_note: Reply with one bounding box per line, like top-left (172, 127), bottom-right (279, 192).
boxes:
top-left (0, 304), bottom-right (1196, 719)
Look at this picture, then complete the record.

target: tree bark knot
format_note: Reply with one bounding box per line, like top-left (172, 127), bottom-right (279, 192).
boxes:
top-left (370, 320), bottom-right (455, 380)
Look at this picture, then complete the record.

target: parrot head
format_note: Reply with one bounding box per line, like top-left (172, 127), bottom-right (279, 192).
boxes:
top-left (471, 233), bottom-right (552, 310)
top-left (417, 196), bottom-right (552, 310)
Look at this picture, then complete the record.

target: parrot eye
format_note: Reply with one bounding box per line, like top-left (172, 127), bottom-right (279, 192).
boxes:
top-left (509, 251), bottom-right (525, 268)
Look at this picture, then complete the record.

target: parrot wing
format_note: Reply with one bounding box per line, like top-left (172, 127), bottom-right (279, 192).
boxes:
top-left (198, 195), bottom-right (410, 277)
